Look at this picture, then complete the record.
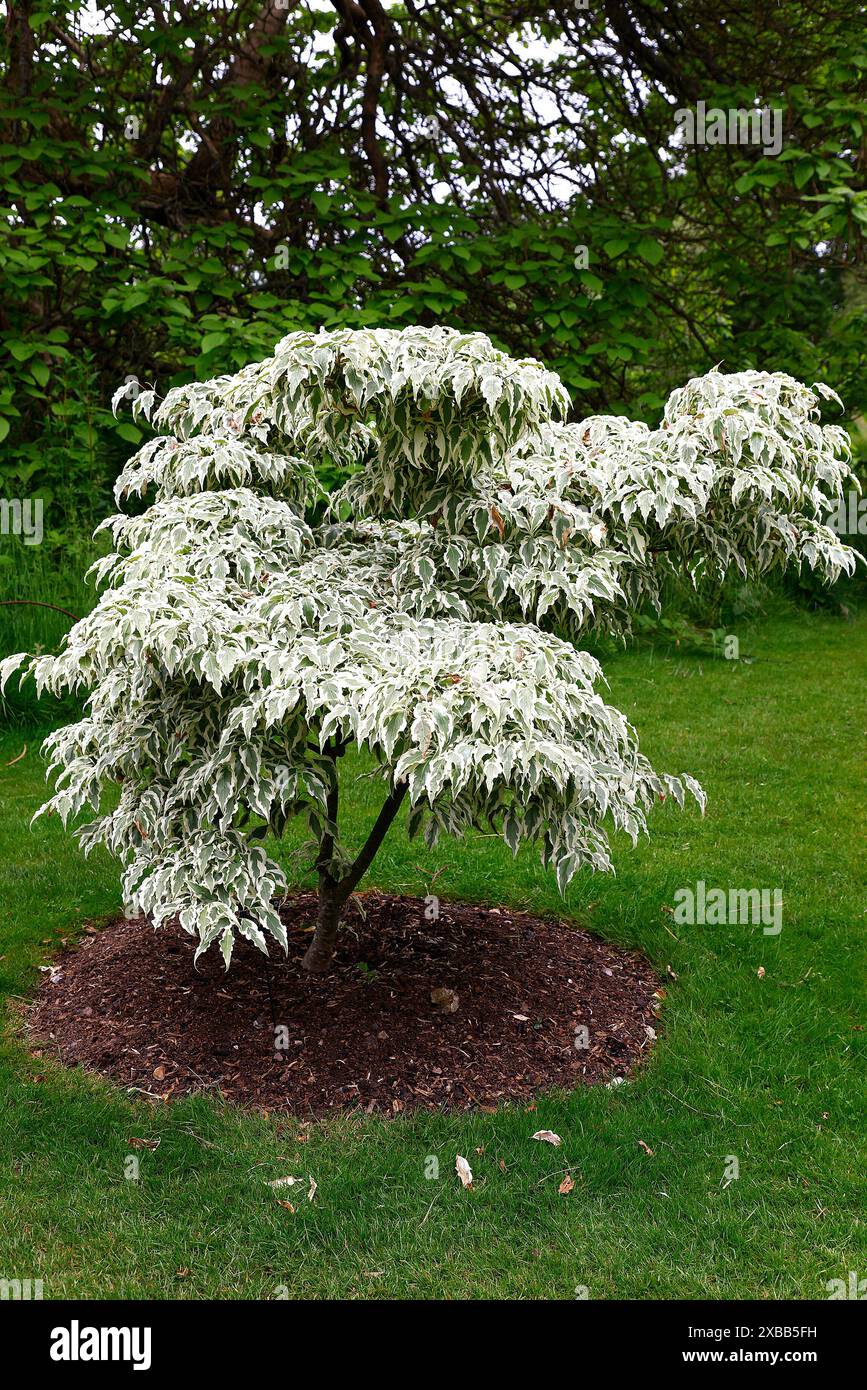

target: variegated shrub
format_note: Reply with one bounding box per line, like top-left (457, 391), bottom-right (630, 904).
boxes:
top-left (2, 328), bottom-right (858, 971)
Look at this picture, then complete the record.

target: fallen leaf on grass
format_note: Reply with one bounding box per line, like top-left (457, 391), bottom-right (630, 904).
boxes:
top-left (532, 1130), bottom-right (562, 1146)
top-left (559, 1174), bottom-right (575, 1195)
top-left (127, 1136), bottom-right (161, 1151)
top-left (276, 1200), bottom-right (296, 1213)
top-left (455, 1155), bottom-right (473, 1188)
top-left (307, 1175), bottom-right (317, 1203)
top-left (638, 1140), bottom-right (654, 1156)
top-left (757, 966), bottom-right (766, 979)
top-left (266, 1175), bottom-right (303, 1189)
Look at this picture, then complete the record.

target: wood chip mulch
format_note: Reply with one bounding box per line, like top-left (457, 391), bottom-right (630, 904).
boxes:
top-left (28, 892), bottom-right (664, 1116)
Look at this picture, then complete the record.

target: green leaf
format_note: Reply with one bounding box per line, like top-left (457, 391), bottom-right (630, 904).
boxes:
top-left (28, 361), bottom-right (50, 388)
top-left (201, 332), bottom-right (228, 354)
top-left (637, 238), bottom-right (664, 266)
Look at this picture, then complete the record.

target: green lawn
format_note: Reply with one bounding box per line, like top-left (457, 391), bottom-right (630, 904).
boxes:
top-left (0, 605), bottom-right (864, 1300)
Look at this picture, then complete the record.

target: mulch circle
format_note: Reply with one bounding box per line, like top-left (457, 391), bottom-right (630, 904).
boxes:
top-left (28, 892), bottom-right (664, 1116)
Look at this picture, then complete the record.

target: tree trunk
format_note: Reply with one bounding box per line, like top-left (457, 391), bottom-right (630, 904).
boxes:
top-left (300, 780), bottom-right (408, 975)
top-left (301, 877), bottom-right (342, 975)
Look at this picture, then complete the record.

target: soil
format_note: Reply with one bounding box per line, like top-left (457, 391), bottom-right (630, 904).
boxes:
top-left (28, 892), bottom-right (664, 1116)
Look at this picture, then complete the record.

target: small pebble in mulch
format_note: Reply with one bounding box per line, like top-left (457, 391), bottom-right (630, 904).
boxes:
top-left (28, 892), bottom-right (663, 1117)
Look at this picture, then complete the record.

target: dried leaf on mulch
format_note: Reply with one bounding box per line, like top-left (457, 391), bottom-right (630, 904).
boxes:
top-left (430, 986), bottom-right (459, 1013)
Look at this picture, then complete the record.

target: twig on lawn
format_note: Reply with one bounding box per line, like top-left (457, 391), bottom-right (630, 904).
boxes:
top-left (419, 1190), bottom-right (443, 1226)
top-left (772, 968), bottom-right (814, 988)
top-left (660, 1087), bottom-right (721, 1120)
top-left (535, 1167), bottom-right (573, 1185)
top-left (179, 1128), bottom-right (221, 1150)
top-left (0, 599), bottom-right (80, 622)
top-left (662, 1085), bottom-right (752, 1127)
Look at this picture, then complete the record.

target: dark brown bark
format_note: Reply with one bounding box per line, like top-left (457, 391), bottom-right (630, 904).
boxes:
top-left (301, 779), bottom-right (408, 973)
top-left (332, 0), bottom-right (394, 205)
top-left (5, 0), bottom-right (35, 98)
top-left (178, 0), bottom-right (301, 206)
top-left (300, 876), bottom-right (344, 974)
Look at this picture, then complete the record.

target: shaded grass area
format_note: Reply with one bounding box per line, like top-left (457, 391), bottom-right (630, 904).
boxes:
top-left (0, 607), bottom-right (864, 1299)
top-left (0, 528), bottom-right (102, 727)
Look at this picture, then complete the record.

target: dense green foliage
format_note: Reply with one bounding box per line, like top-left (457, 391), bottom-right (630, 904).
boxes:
top-left (2, 1), bottom-right (866, 525)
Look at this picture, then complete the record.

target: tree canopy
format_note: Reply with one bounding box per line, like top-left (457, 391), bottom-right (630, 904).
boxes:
top-left (2, 2), bottom-right (865, 521)
top-left (2, 326), bottom-right (857, 968)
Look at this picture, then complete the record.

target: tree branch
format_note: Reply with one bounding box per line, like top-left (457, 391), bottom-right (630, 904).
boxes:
top-left (335, 779), bottom-right (408, 905)
top-left (0, 599), bottom-right (79, 623)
